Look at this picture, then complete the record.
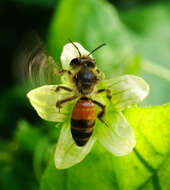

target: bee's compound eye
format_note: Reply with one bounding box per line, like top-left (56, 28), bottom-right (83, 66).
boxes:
top-left (86, 60), bottom-right (96, 68)
top-left (87, 62), bottom-right (95, 68)
top-left (70, 58), bottom-right (81, 67)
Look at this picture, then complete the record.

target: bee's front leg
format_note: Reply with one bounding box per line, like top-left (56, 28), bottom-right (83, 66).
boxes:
top-left (92, 100), bottom-right (108, 127)
top-left (59, 69), bottom-right (72, 76)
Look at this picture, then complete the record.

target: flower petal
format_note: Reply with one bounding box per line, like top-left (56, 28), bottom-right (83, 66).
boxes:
top-left (97, 112), bottom-right (136, 156)
top-left (60, 42), bottom-right (92, 70)
top-left (27, 85), bottom-right (75, 122)
top-left (54, 123), bottom-right (95, 169)
top-left (102, 75), bottom-right (149, 111)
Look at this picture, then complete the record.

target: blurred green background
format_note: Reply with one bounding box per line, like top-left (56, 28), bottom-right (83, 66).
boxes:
top-left (0, 0), bottom-right (170, 190)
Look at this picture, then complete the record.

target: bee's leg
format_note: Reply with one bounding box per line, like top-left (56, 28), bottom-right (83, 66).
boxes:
top-left (92, 100), bottom-right (108, 127)
top-left (96, 89), bottom-right (112, 100)
top-left (56, 95), bottom-right (78, 110)
top-left (55, 86), bottom-right (73, 93)
top-left (96, 69), bottom-right (100, 74)
top-left (59, 69), bottom-right (72, 76)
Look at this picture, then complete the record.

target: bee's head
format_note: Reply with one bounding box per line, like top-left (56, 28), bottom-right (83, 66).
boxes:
top-left (70, 57), bottom-right (96, 68)
top-left (68, 40), bottom-right (106, 94)
top-left (69, 40), bottom-right (105, 69)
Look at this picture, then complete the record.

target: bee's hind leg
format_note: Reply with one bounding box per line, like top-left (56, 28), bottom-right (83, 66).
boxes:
top-left (92, 100), bottom-right (108, 127)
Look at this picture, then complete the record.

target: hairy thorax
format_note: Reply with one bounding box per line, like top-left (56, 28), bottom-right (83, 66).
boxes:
top-left (73, 65), bottom-right (98, 95)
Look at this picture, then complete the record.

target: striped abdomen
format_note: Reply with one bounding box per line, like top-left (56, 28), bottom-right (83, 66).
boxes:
top-left (71, 97), bottom-right (96, 146)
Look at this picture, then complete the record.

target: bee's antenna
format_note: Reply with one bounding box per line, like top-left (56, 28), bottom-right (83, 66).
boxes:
top-left (88, 43), bottom-right (106, 56)
top-left (69, 39), bottom-right (81, 57)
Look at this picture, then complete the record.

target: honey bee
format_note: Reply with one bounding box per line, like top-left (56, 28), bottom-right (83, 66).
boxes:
top-left (55, 40), bottom-right (112, 146)
top-left (19, 36), bottom-right (112, 146)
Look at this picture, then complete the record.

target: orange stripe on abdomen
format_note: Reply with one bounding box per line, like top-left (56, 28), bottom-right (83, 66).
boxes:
top-left (72, 98), bottom-right (96, 120)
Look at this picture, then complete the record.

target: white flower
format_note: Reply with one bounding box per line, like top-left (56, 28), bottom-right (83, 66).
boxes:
top-left (27, 42), bottom-right (149, 169)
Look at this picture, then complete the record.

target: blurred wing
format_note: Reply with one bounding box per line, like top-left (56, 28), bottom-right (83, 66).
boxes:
top-left (14, 33), bottom-right (61, 88)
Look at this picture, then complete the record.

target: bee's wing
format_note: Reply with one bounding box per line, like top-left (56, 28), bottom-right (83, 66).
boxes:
top-left (14, 33), bottom-right (61, 88)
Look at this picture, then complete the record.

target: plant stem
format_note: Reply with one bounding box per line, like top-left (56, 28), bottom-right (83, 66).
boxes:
top-left (141, 60), bottom-right (170, 82)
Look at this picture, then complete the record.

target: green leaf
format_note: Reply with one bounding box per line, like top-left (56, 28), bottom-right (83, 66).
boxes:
top-left (120, 3), bottom-right (170, 105)
top-left (48, 0), bottom-right (139, 77)
top-left (15, 120), bottom-right (43, 152)
top-left (41, 146), bottom-right (119, 190)
top-left (40, 103), bottom-right (170, 190)
top-left (120, 103), bottom-right (170, 190)
top-left (0, 122), bottom-right (40, 190)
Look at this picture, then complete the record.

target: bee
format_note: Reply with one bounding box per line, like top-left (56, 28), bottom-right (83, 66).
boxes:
top-left (55, 40), bottom-right (112, 146)
top-left (18, 35), bottom-right (112, 146)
